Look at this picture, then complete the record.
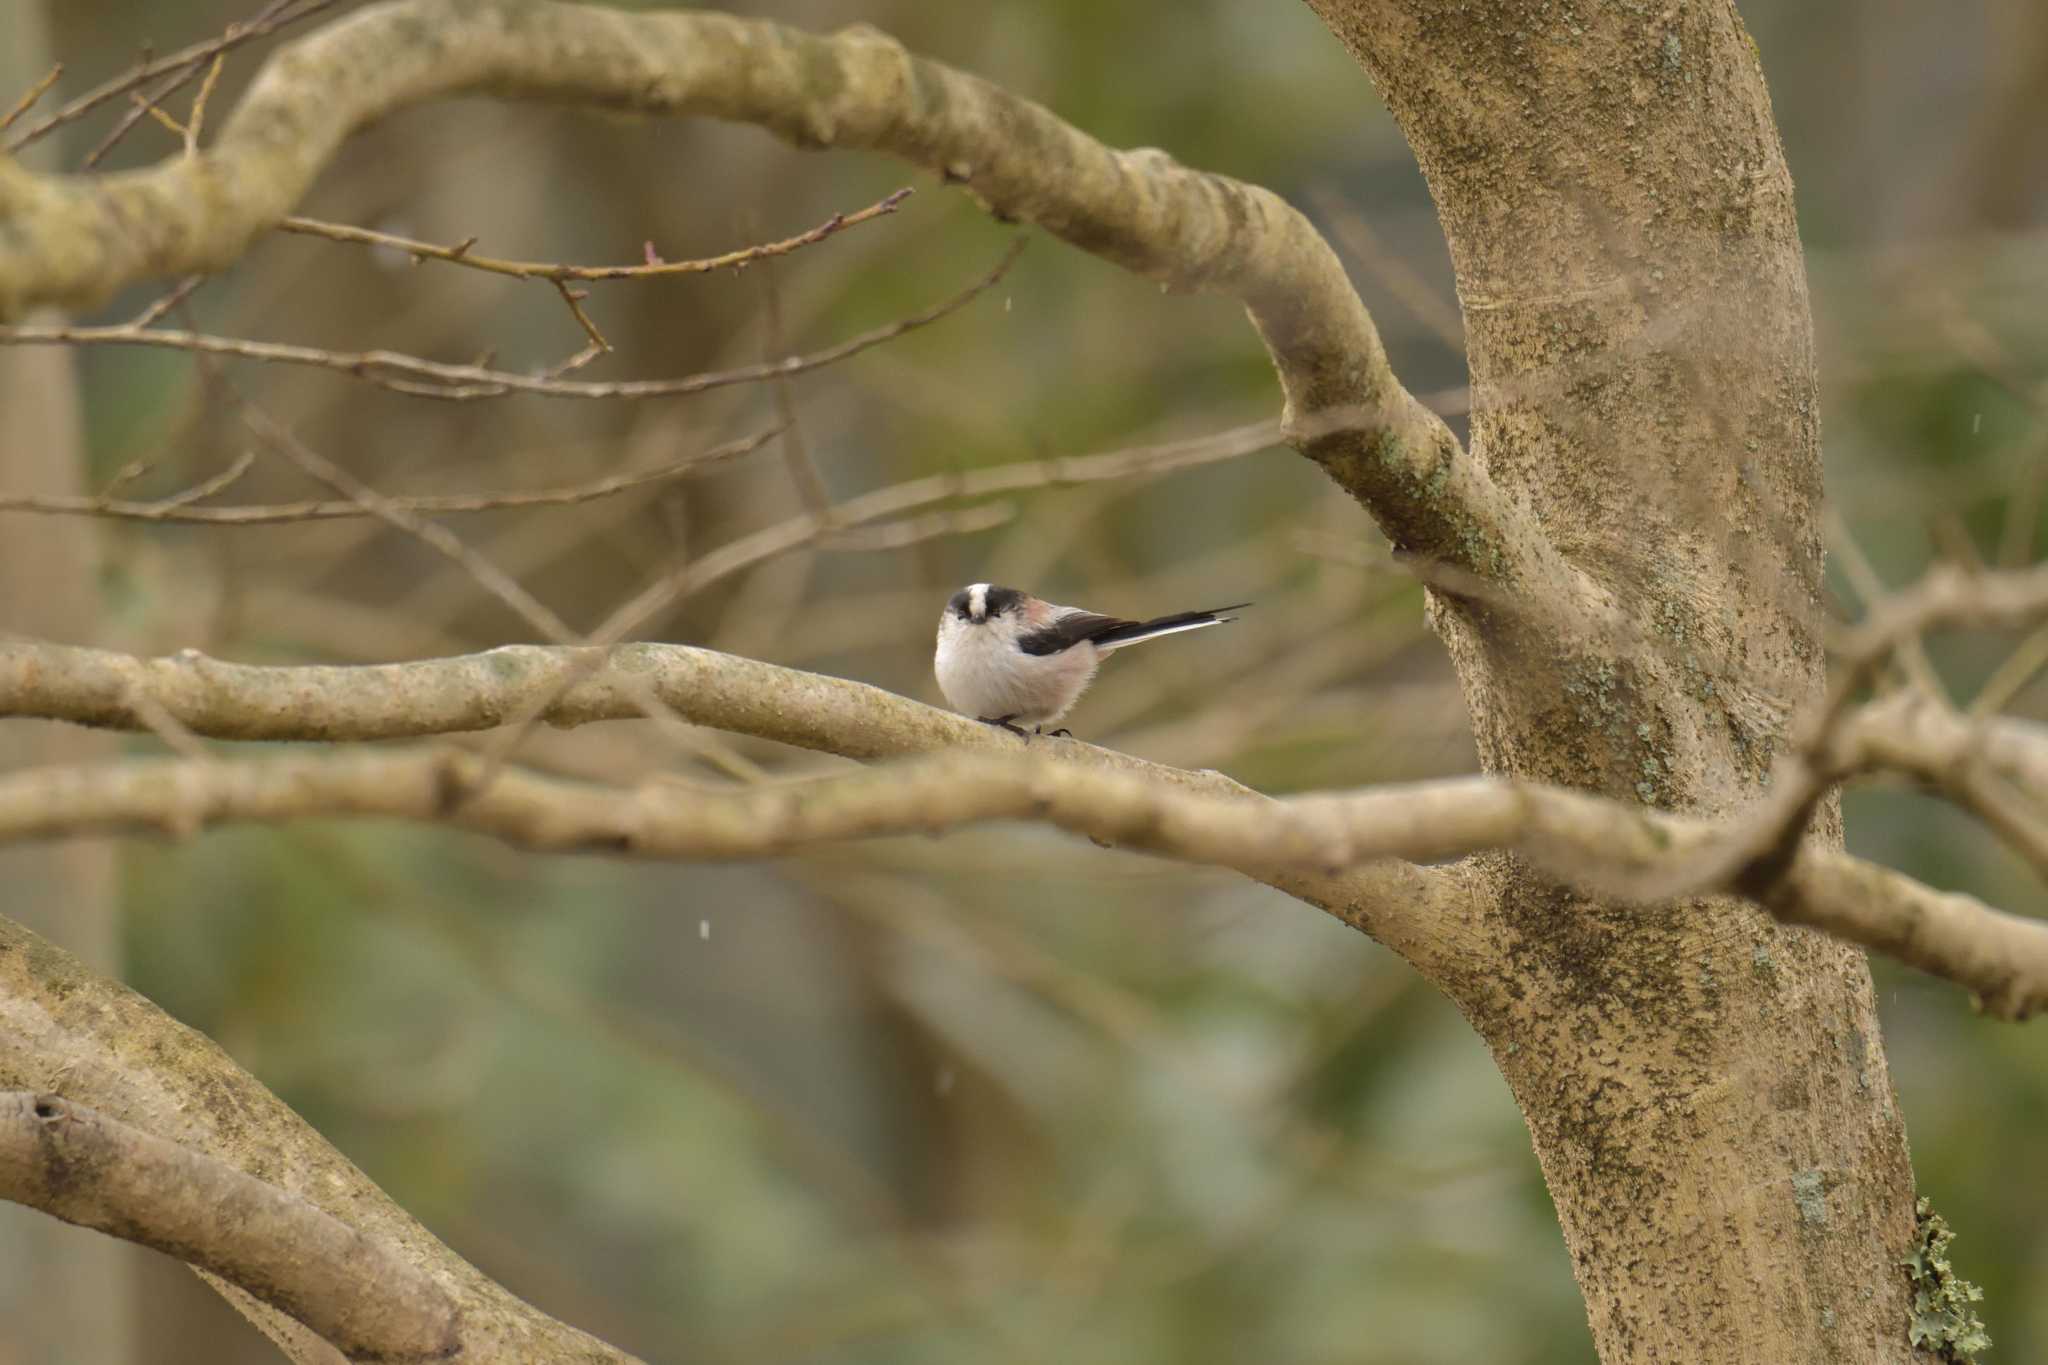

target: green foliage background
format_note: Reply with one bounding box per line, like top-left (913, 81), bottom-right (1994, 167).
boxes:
top-left (4, 1), bottom-right (2045, 1359)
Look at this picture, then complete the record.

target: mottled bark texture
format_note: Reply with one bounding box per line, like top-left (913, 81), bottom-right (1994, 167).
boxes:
top-left (0, 1092), bottom-right (459, 1362)
top-left (7, 640), bottom-right (2046, 1020)
top-left (0, 916), bottom-right (637, 1364)
top-left (0, 1), bottom-right (1958, 1360)
top-left (1306, 2), bottom-right (1918, 1359)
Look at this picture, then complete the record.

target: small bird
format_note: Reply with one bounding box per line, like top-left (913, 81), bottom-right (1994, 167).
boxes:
top-left (934, 583), bottom-right (1247, 738)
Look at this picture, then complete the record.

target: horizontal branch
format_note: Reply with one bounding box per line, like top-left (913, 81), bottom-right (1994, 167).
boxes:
top-left (0, 1091), bottom-right (457, 1362)
top-left (1835, 691), bottom-right (2048, 881)
top-left (279, 185), bottom-right (911, 281)
top-left (0, 637), bottom-right (1465, 973)
top-left (0, 640), bottom-right (1076, 756)
top-left (0, 242), bottom-right (1018, 401)
top-left (1599, 562), bottom-right (2048, 907)
top-left (0, 427), bottom-right (777, 523)
top-left (0, 0), bottom-right (1556, 588)
top-left (10, 635), bottom-right (2046, 1014)
top-left (0, 743), bottom-right (2038, 1017)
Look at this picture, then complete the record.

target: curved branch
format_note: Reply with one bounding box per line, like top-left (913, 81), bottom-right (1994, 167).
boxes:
top-left (0, 743), bottom-right (2040, 1018)
top-left (0, 638), bottom-right (1006, 754)
top-left (0, 639), bottom-right (1464, 971)
top-left (1985, 714), bottom-right (2048, 808)
top-left (0, 917), bottom-right (641, 1364)
top-left (0, 1092), bottom-right (458, 1363)
top-left (0, 0), bottom-right (1555, 586)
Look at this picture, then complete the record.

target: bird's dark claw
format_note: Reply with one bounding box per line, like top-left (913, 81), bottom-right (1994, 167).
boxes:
top-left (1042, 727), bottom-right (1074, 739)
top-left (980, 715), bottom-right (1030, 740)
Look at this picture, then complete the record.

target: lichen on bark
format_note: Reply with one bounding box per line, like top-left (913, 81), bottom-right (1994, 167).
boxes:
top-left (1904, 1198), bottom-right (1992, 1362)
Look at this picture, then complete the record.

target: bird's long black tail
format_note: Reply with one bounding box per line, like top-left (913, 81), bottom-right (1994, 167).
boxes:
top-left (1088, 603), bottom-right (1250, 651)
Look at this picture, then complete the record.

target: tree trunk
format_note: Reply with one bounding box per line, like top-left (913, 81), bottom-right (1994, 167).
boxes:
top-left (1306, 2), bottom-right (1919, 1359)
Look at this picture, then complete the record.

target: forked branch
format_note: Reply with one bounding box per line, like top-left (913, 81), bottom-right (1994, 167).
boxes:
top-left (3, 638), bottom-right (2044, 1017)
top-left (0, 0), bottom-right (1555, 588)
top-left (0, 741), bottom-right (2041, 1018)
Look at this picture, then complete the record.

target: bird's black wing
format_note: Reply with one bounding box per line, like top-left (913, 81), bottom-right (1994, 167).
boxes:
top-left (1016, 611), bottom-right (1136, 656)
top-left (1086, 604), bottom-right (1249, 648)
top-left (1019, 604), bottom-right (1250, 655)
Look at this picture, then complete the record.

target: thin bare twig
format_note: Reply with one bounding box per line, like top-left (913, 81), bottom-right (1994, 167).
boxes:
top-left (184, 55), bottom-right (227, 156)
top-left (456, 398), bottom-right (1286, 797)
top-left (0, 65), bottom-right (63, 135)
top-left (5, 0), bottom-right (337, 154)
top-left (0, 238), bottom-right (1023, 402)
top-left (817, 502), bottom-right (1014, 550)
top-left (119, 682), bottom-right (217, 770)
top-left (757, 255), bottom-right (832, 518)
top-left (0, 745), bottom-right (2040, 1017)
top-left (240, 408), bottom-right (579, 642)
top-left (1973, 622), bottom-right (2048, 717)
top-left (237, 407), bottom-right (776, 786)
top-left (277, 187), bottom-right (914, 283)
top-left (133, 274), bottom-right (208, 328)
top-left (0, 429), bottom-right (777, 524)
top-left (1998, 432), bottom-right (2048, 569)
top-left (127, 89), bottom-right (189, 141)
top-left (1310, 189), bottom-right (1464, 353)
top-left (549, 280), bottom-right (610, 356)
top-left (145, 450), bottom-right (259, 511)
top-left (1823, 505), bottom-right (1949, 703)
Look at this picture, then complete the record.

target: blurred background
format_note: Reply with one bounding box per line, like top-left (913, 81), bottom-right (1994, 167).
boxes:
top-left (1, 0), bottom-right (2044, 1360)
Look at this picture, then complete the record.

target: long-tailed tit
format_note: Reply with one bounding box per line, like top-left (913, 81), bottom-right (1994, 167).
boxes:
top-left (934, 583), bottom-right (1247, 738)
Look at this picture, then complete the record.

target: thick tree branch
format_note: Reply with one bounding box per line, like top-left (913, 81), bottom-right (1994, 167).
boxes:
top-left (0, 0), bottom-right (1560, 588)
top-left (1985, 715), bottom-right (2048, 807)
top-left (10, 636), bottom-right (2048, 1013)
top-left (1, 638), bottom-right (1006, 756)
top-left (1770, 850), bottom-right (2048, 1023)
top-left (0, 1092), bottom-right (458, 1363)
top-left (0, 743), bottom-right (2039, 1017)
top-left (0, 639), bottom-right (1466, 972)
top-left (0, 916), bottom-right (642, 1364)
top-left (1836, 692), bottom-right (2048, 881)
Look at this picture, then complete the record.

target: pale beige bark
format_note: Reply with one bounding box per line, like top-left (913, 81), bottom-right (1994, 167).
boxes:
top-left (5, 636), bottom-right (2047, 1021)
top-left (4, 732), bottom-right (2047, 1024)
top-left (0, 2), bottom-right (2015, 1361)
top-left (1306, 2), bottom-right (1919, 1359)
top-left (0, 1092), bottom-right (458, 1361)
top-left (0, 914), bottom-right (639, 1364)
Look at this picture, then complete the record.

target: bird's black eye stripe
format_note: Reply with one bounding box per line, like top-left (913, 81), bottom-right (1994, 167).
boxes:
top-left (946, 590), bottom-right (973, 620)
top-left (982, 586), bottom-right (1025, 617)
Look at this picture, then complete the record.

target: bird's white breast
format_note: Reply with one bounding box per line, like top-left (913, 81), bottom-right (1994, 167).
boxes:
top-left (935, 620), bottom-right (1099, 725)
